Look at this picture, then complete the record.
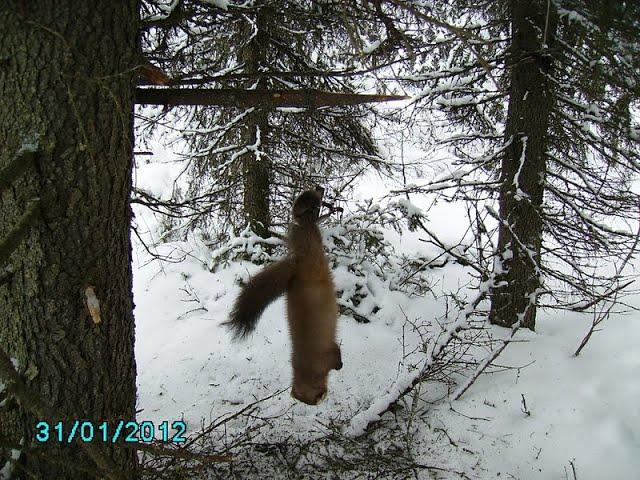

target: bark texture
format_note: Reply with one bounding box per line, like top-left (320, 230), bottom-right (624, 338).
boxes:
top-left (489, 0), bottom-right (556, 330)
top-left (0, 2), bottom-right (139, 478)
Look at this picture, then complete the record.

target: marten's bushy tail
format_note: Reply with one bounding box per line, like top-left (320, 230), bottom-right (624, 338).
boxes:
top-left (223, 258), bottom-right (295, 340)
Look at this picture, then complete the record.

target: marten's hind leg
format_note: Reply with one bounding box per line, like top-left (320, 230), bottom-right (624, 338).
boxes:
top-left (328, 342), bottom-right (342, 371)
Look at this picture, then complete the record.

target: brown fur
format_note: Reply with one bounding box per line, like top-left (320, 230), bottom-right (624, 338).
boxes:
top-left (224, 190), bottom-right (341, 405)
top-left (223, 258), bottom-right (295, 340)
top-left (287, 190), bottom-right (341, 404)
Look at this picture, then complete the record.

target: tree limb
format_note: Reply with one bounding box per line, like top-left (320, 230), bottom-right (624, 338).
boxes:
top-left (135, 88), bottom-right (409, 108)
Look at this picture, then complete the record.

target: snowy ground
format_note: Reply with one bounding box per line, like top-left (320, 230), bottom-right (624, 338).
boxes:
top-left (441, 311), bottom-right (640, 479)
top-left (132, 155), bottom-right (640, 479)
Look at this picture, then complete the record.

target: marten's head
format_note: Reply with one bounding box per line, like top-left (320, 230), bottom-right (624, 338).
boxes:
top-left (291, 343), bottom-right (342, 405)
top-left (292, 190), bottom-right (322, 224)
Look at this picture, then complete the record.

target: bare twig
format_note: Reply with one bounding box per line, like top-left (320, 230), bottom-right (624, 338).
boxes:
top-left (520, 394), bottom-right (531, 416)
top-left (573, 284), bottom-right (621, 356)
top-left (453, 341), bottom-right (510, 401)
top-left (569, 459), bottom-right (578, 480)
top-left (345, 286), bottom-right (489, 436)
top-left (453, 315), bottom-right (524, 401)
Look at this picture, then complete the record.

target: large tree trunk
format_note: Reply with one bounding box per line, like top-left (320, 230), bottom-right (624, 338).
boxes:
top-left (0, 2), bottom-right (138, 478)
top-left (489, 0), bottom-right (556, 330)
top-left (241, 4), bottom-right (272, 239)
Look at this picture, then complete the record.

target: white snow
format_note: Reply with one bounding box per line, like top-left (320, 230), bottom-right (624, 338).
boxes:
top-left (131, 145), bottom-right (640, 479)
top-left (428, 314), bottom-right (640, 479)
top-left (513, 134), bottom-right (529, 201)
top-left (362, 38), bottom-right (383, 55)
top-left (134, 227), bottom-right (640, 478)
top-left (201, 0), bottom-right (229, 10)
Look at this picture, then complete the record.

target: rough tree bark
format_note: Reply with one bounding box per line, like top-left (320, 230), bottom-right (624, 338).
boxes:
top-left (489, 0), bottom-right (557, 330)
top-left (0, 2), bottom-right (138, 478)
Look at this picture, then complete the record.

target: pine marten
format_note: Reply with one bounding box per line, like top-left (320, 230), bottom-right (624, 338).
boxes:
top-left (223, 190), bottom-right (342, 405)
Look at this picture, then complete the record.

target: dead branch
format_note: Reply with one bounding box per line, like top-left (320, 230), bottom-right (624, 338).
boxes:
top-left (453, 318), bottom-right (522, 401)
top-left (135, 88), bottom-right (409, 108)
top-left (346, 287), bottom-right (488, 436)
top-left (574, 285), bottom-right (620, 356)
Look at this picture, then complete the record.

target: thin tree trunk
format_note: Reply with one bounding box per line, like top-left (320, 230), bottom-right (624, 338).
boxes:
top-left (0, 2), bottom-right (138, 478)
top-left (489, 0), bottom-right (557, 330)
top-left (242, 109), bottom-right (271, 238)
top-left (241, 4), bottom-right (272, 239)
